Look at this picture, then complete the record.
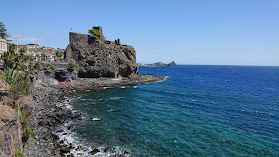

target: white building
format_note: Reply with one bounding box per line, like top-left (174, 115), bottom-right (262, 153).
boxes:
top-left (26, 44), bottom-right (39, 49)
top-left (0, 39), bottom-right (8, 54)
top-left (16, 44), bottom-right (29, 54)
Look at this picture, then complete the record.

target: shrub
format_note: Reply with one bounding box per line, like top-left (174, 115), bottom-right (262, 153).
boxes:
top-left (104, 40), bottom-right (110, 44)
top-left (55, 50), bottom-right (63, 58)
top-left (88, 28), bottom-right (102, 39)
top-left (22, 128), bottom-right (30, 144)
top-left (67, 63), bottom-right (78, 71)
top-left (47, 64), bottom-right (55, 70)
top-left (19, 64), bottom-right (27, 71)
top-left (34, 61), bottom-right (41, 70)
top-left (1, 69), bottom-right (30, 99)
top-left (29, 67), bottom-right (35, 72)
top-left (19, 109), bottom-right (32, 144)
top-left (15, 149), bottom-right (24, 157)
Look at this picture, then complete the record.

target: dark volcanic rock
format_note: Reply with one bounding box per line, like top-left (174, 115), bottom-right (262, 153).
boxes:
top-left (145, 61), bottom-right (177, 66)
top-left (90, 148), bottom-right (100, 155)
top-left (55, 69), bottom-right (77, 82)
top-left (65, 29), bottom-right (138, 78)
top-left (167, 61), bottom-right (176, 66)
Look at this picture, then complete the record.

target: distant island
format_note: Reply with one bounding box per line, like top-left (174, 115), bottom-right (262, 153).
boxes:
top-left (138, 61), bottom-right (176, 67)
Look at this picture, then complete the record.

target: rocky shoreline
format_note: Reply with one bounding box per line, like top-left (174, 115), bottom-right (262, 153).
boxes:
top-left (24, 74), bottom-right (165, 157)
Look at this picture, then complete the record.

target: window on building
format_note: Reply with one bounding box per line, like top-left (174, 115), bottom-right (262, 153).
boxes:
top-left (0, 43), bottom-right (2, 49)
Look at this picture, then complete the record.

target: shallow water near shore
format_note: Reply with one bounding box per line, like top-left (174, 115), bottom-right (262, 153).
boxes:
top-left (69, 65), bottom-right (279, 156)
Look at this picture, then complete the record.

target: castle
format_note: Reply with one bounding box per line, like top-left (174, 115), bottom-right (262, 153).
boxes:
top-left (64, 26), bottom-right (138, 78)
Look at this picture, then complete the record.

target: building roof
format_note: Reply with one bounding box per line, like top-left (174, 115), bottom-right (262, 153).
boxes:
top-left (0, 39), bottom-right (7, 43)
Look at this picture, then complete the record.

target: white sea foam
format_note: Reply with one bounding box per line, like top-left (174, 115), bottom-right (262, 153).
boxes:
top-left (110, 97), bottom-right (124, 100)
top-left (103, 87), bottom-right (113, 89)
top-left (55, 97), bottom-right (128, 157)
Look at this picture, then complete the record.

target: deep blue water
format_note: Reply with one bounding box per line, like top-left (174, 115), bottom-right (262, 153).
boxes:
top-left (70, 65), bottom-right (279, 156)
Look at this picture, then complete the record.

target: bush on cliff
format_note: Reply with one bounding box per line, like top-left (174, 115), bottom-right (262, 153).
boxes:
top-left (88, 28), bottom-right (102, 39)
top-left (3, 69), bottom-right (30, 99)
top-left (19, 109), bottom-right (32, 145)
top-left (1, 51), bottom-right (33, 70)
top-left (34, 61), bottom-right (41, 70)
top-left (104, 40), bottom-right (110, 44)
top-left (67, 63), bottom-right (79, 71)
top-left (47, 63), bottom-right (55, 70)
top-left (15, 149), bottom-right (24, 157)
top-left (55, 50), bottom-right (63, 58)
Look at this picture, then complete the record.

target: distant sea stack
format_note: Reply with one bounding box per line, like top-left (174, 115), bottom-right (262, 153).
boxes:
top-left (64, 26), bottom-right (138, 78)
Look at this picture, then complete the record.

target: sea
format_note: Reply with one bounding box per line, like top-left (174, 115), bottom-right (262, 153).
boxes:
top-left (67, 65), bottom-right (279, 156)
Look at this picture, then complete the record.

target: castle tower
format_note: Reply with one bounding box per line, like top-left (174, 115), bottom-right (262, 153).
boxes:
top-left (93, 26), bottom-right (105, 40)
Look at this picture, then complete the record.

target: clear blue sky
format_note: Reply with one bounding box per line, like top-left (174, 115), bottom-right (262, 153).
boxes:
top-left (1, 0), bottom-right (278, 66)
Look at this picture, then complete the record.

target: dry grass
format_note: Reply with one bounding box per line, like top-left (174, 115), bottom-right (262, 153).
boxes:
top-left (0, 105), bottom-right (16, 121)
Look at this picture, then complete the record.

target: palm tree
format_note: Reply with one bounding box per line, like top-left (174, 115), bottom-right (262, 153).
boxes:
top-left (8, 44), bottom-right (17, 53)
top-left (1, 51), bottom-right (17, 69)
top-left (19, 47), bottom-right (26, 56)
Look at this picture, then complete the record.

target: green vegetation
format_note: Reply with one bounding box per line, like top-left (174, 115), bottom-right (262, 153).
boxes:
top-left (9, 44), bottom-right (17, 53)
top-left (47, 63), bottom-right (55, 70)
top-left (104, 40), bottom-right (110, 44)
top-left (1, 51), bottom-right (33, 70)
top-left (0, 50), bottom-right (33, 99)
top-left (19, 64), bottom-right (27, 71)
top-left (29, 67), bottom-right (35, 72)
top-left (67, 63), bottom-right (79, 71)
top-left (0, 135), bottom-right (3, 154)
top-left (88, 28), bottom-right (102, 39)
top-left (0, 135), bottom-right (3, 144)
top-left (15, 149), bottom-right (24, 157)
top-left (34, 61), bottom-right (41, 70)
top-left (19, 48), bottom-right (26, 56)
top-left (55, 50), bottom-right (63, 58)
top-left (0, 22), bottom-right (9, 40)
top-left (40, 53), bottom-right (46, 61)
top-left (1, 51), bottom-right (17, 68)
top-left (18, 109), bottom-right (33, 145)
top-left (1, 69), bottom-right (30, 99)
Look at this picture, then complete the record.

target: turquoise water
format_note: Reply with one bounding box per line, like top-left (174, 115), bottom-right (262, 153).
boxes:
top-left (70, 65), bottom-right (279, 156)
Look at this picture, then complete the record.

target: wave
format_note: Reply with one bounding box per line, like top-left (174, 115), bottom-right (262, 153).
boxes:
top-left (54, 97), bottom-right (129, 157)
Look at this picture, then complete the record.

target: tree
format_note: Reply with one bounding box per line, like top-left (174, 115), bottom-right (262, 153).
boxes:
top-left (41, 53), bottom-right (46, 61)
top-left (9, 44), bottom-right (17, 53)
top-left (19, 47), bottom-right (26, 56)
top-left (88, 28), bottom-right (102, 39)
top-left (1, 51), bottom-right (17, 69)
top-left (55, 50), bottom-right (62, 58)
top-left (1, 51), bottom-right (32, 70)
top-left (0, 22), bottom-right (9, 40)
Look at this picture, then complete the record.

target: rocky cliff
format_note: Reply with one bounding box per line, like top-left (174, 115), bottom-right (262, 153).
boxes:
top-left (65, 27), bottom-right (138, 78)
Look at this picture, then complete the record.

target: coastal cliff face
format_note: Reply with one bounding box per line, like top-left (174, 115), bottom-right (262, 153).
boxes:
top-left (65, 29), bottom-right (138, 78)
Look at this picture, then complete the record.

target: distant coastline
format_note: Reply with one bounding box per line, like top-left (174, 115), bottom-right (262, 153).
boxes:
top-left (138, 61), bottom-right (176, 67)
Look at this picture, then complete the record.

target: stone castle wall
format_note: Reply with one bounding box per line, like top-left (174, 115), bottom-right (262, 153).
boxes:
top-left (64, 27), bottom-right (138, 78)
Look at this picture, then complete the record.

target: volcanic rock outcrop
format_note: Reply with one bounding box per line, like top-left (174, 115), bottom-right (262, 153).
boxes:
top-left (64, 27), bottom-right (138, 78)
